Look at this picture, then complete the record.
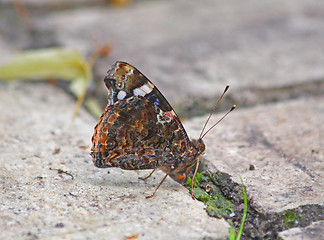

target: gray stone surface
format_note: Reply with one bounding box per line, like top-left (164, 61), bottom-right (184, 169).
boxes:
top-left (0, 0), bottom-right (323, 238)
top-left (185, 96), bottom-right (324, 212)
top-left (279, 220), bottom-right (324, 240)
top-left (0, 82), bottom-right (230, 240)
top-left (0, 0), bottom-right (106, 7)
top-left (0, 38), bottom-right (16, 65)
top-left (35, 0), bottom-right (324, 109)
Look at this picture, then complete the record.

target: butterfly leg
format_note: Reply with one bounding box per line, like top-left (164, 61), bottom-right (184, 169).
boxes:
top-left (190, 160), bottom-right (200, 199)
top-left (139, 169), bottom-right (156, 181)
top-left (145, 170), bottom-right (171, 199)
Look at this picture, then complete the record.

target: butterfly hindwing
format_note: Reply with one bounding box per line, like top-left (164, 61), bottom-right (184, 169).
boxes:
top-left (92, 96), bottom-right (176, 169)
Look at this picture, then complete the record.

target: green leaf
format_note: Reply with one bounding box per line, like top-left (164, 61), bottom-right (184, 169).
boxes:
top-left (0, 48), bottom-right (91, 97)
top-left (236, 176), bottom-right (247, 240)
top-left (228, 228), bottom-right (236, 240)
top-left (85, 97), bottom-right (105, 119)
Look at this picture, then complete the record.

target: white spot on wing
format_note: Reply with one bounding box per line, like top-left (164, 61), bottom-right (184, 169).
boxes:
top-left (117, 90), bottom-right (127, 100)
top-left (126, 68), bottom-right (134, 76)
top-left (133, 83), bottom-right (154, 97)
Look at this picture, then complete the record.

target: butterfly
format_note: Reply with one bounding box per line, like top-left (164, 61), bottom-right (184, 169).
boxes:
top-left (91, 61), bottom-right (235, 198)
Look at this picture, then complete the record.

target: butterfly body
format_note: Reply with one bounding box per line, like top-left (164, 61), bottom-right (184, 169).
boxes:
top-left (91, 61), bottom-right (205, 194)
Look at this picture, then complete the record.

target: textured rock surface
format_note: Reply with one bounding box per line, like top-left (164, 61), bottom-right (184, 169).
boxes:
top-left (278, 220), bottom-right (324, 240)
top-left (38, 0), bottom-right (324, 109)
top-left (0, 0), bottom-right (323, 239)
top-left (185, 96), bottom-right (324, 212)
top-left (0, 83), bottom-right (229, 240)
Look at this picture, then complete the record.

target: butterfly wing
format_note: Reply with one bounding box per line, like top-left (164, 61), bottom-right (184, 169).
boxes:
top-left (91, 61), bottom-right (194, 171)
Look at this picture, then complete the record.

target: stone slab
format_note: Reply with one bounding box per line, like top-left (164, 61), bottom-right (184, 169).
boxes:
top-left (33, 0), bottom-right (324, 108)
top-left (279, 220), bottom-right (324, 240)
top-left (183, 96), bottom-right (324, 212)
top-left (0, 0), bottom-right (323, 238)
top-left (0, 82), bottom-right (230, 240)
top-left (0, 38), bottom-right (16, 65)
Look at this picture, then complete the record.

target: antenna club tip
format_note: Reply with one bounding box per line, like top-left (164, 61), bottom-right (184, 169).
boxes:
top-left (224, 85), bottom-right (230, 93)
top-left (230, 105), bottom-right (236, 111)
top-left (233, 105), bottom-right (237, 108)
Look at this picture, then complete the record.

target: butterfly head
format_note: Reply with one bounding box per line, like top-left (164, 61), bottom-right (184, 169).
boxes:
top-left (192, 138), bottom-right (206, 154)
top-left (169, 138), bottom-right (205, 184)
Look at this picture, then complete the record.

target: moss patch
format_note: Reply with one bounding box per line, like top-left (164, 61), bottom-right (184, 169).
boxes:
top-left (283, 210), bottom-right (301, 227)
top-left (188, 172), bottom-right (235, 218)
top-left (184, 170), bottom-right (324, 239)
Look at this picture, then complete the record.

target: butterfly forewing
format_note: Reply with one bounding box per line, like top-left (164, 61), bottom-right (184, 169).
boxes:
top-left (91, 61), bottom-right (200, 175)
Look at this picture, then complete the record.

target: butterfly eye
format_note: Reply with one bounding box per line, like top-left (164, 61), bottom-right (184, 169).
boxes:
top-left (116, 82), bottom-right (125, 89)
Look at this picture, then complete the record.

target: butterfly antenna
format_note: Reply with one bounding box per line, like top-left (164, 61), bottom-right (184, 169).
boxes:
top-left (201, 105), bottom-right (236, 139)
top-left (199, 85), bottom-right (230, 140)
top-left (191, 105), bottom-right (236, 198)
